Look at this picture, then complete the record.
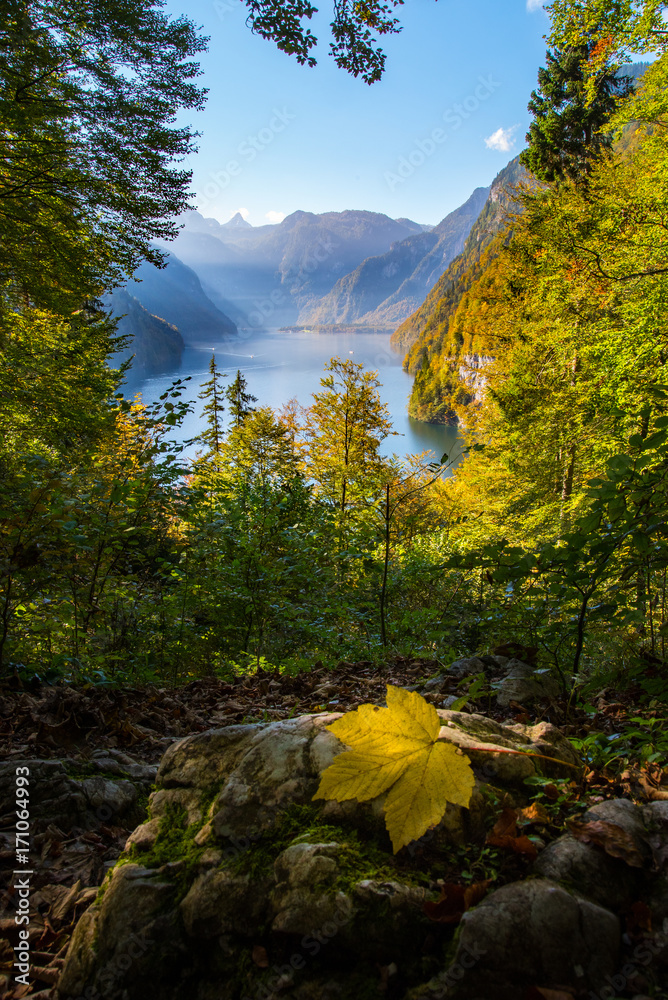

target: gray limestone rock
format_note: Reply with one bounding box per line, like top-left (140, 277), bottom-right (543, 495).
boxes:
top-left (180, 868), bottom-right (266, 938)
top-left (57, 710), bottom-right (586, 1000)
top-left (57, 863), bottom-right (186, 1000)
top-left (534, 833), bottom-right (642, 911)
top-left (430, 879), bottom-right (620, 999)
top-left (80, 776), bottom-right (139, 818)
top-left (271, 843), bottom-right (354, 935)
top-left (447, 657), bottom-right (487, 679)
top-left (495, 659), bottom-right (561, 706)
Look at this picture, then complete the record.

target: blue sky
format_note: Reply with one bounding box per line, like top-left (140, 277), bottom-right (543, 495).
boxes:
top-left (164, 0), bottom-right (551, 226)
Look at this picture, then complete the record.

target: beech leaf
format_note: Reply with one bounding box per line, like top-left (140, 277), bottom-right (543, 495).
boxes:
top-left (313, 685), bottom-right (475, 852)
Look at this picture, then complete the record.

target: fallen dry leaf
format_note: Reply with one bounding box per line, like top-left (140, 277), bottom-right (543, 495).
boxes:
top-left (11, 984), bottom-right (33, 999)
top-left (32, 964), bottom-right (61, 986)
top-left (486, 808), bottom-right (538, 860)
top-left (423, 880), bottom-right (492, 924)
top-left (567, 819), bottom-right (646, 868)
top-left (526, 988), bottom-right (575, 1000)
top-left (520, 803), bottom-right (551, 825)
top-left (626, 900), bottom-right (652, 935)
top-left (252, 944), bottom-right (269, 968)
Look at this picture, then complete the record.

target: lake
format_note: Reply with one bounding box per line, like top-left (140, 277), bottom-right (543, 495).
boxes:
top-left (121, 328), bottom-right (462, 466)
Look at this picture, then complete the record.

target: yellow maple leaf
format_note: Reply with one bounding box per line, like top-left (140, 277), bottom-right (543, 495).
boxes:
top-left (313, 685), bottom-right (475, 853)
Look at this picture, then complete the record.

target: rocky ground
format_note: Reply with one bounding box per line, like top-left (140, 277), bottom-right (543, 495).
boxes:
top-left (1, 653), bottom-right (668, 1000)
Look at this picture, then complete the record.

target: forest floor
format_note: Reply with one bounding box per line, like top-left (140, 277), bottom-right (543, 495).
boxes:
top-left (1, 656), bottom-right (667, 999)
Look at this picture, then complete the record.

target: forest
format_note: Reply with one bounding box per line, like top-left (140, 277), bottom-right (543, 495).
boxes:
top-left (3, 2), bottom-right (668, 998)
top-left (2, 0), bottom-right (668, 703)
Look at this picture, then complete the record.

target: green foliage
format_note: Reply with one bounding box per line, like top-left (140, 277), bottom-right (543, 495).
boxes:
top-left (124, 801), bottom-right (206, 899)
top-left (242, 0), bottom-right (404, 84)
top-left (547, 1), bottom-right (668, 72)
top-left (381, 45), bottom-right (668, 696)
top-left (304, 356), bottom-right (395, 522)
top-left (0, 0), bottom-right (206, 313)
top-left (570, 715), bottom-right (668, 768)
top-left (520, 43), bottom-right (632, 184)
top-left (225, 369), bottom-right (258, 429)
top-left (7, 0), bottom-right (668, 702)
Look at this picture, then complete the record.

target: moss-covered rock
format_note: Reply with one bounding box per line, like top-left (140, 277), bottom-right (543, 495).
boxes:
top-left (56, 709), bottom-right (583, 1000)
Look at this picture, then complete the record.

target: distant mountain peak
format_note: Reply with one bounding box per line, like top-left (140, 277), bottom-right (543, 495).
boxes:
top-left (395, 217), bottom-right (434, 234)
top-left (224, 212), bottom-right (253, 229)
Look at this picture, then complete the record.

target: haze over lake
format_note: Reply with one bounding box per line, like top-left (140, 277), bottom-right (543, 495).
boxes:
top-left (121, 328), bottom-right (462, 464)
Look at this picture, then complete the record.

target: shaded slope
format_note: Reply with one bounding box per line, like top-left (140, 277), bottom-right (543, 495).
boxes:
top-left (389, 158), bottom-right (530, 422)
top-left (128, 253), bottom-right (238, 344)
top-left (173, 210), bottom-right (422, 328)
top-left (300, 187), bottom-right (489, 328)
top-left (110, 290), bottom-right (184, 374)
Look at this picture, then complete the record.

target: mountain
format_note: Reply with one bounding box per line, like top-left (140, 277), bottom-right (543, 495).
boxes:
top-left (171, 209), bottom-right (427, 328)
top-left (110, 290), bottom-right (184, 373)
top-left (126, 253), bottom-right (238, 344)
top-left (390, 157), bottom-right (531, 422)
top-left (394, 217), bottom-right (434, 234)
top-left (222, 211), bottom-right (253, 230)
top-left (300, 187), bottom-right (489, 328)
top-left (107, 252), bottom-right (238, 373)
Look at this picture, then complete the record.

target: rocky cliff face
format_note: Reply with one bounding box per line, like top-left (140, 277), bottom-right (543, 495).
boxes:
top-left (458, 353), bottom-right (494, 407)
top-left (392, 157), bottom-right (528, 358)
top-left (388, 158), bottom-right (532, 424)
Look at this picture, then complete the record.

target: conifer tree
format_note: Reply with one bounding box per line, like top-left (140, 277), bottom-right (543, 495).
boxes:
top-left (198, 354), bottom-right (227, 454)
top-left (520, 42), bottom-right (632, 184)
top-left (226, 370), bottom-right (258, 429)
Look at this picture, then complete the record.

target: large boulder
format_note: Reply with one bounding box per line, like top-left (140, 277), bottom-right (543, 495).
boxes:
top-left (495, 659), bottom-right (561, 706)
top-left (57, 710), bottom-right (581, 1000)
top-left (411, 879), bottom-right (620, 1000)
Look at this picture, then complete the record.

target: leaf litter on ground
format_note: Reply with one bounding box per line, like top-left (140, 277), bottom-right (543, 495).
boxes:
top-left (2, 657), bottom-right (668, 997)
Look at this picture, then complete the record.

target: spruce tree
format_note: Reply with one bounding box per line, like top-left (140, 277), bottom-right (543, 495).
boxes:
top-left (226, 370), bottom-right (258, 429)
top-left (520, 43), bottom-right (632, 185)
top-left (198, 354), bottom-right (227, 454)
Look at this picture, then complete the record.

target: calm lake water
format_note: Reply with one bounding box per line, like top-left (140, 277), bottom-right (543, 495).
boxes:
top-left (121, 328), bottom-right (462, 465)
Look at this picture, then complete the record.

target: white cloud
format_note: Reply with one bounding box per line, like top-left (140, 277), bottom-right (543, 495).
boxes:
top-left (231, 206), bottom-right (250, 220)
top-left (484, 125), bottom-right (520, 152)
top-left (526, 0), bottom-right (545, 10)
top-left (265, 210), bottom-right (286, 224)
